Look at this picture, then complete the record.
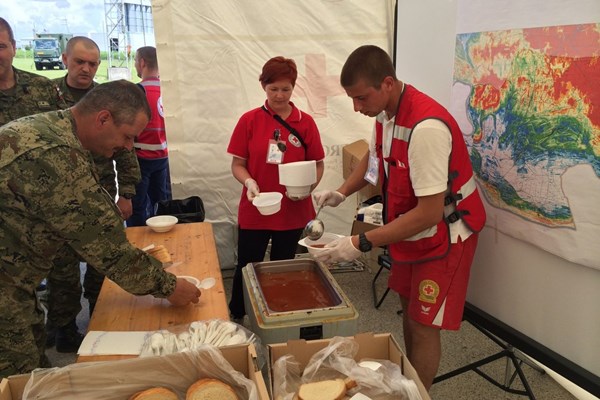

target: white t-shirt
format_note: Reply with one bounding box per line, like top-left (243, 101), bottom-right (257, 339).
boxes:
top-left (370, 114), bottom-right (472, 242)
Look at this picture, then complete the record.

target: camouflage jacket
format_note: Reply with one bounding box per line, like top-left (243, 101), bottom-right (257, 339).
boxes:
top-left (53, 75), bottom-right (140, 199)
top-left (0, 68), bottom-right (66, 127)
top-left (0, 110), bottom-right (176, 324)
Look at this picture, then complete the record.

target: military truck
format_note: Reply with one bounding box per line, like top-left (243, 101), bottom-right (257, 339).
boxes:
top-left (32, 33), bottom-right (73, 70)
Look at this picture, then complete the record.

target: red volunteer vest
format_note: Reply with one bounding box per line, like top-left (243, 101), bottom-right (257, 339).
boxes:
top-left (376, 84), bottom-right (486, 263)
top-left (135, 78), bottom-right (168, 159)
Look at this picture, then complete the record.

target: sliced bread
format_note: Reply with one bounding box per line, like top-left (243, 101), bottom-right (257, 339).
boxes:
top-left (146, 245), bottom-right (172, 265)
top-left (128, 387), bottom-right (178, 400)
top-left (186, 378), bottom-right (238, 400)
top-left (298, 378), bottom-right (348, 400)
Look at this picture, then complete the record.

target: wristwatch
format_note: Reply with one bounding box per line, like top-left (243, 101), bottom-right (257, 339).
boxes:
top-left (358, 233), bottom-right (373, 252)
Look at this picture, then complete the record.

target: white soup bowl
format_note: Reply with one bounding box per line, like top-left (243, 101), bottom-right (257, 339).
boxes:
top-left (252, 192), bottom-right (283, 215)
top-left (146, 215), bottom-right (178, 233)
top-left (298, 232), bottom-right (344, 256)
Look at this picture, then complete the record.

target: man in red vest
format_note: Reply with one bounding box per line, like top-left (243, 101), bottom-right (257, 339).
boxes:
top-left (314, 45), bottom-right (486, 390)
top-left (127, 46), bottom-right (171, 226)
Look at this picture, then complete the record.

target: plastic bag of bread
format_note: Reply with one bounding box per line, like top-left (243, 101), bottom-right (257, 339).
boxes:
top-left (272, 336), bottom-right (422, 400)
top-left (296, 377), bottom-right (357, 400)
top-left (128, 387), bottom-right (178, 400)
top-left (22, 345), bottom-right (260, 399)
top-left (186, 378), bottom-right (239, 399)
top-left (124, 378), bottom-right (242, 400)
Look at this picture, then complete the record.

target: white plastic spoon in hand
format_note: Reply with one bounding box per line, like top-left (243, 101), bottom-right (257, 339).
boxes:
top-left (198, 277), bottom-right (216, 289)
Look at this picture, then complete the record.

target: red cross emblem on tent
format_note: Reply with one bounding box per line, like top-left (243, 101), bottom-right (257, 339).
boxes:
top-left (295, 54), bottom-right (346, 118)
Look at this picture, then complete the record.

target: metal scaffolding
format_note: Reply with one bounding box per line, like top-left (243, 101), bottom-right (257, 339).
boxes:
top-left (104, 0), bottom-right (130, 79)
top-left (103, 0), bottom-right (153, 80)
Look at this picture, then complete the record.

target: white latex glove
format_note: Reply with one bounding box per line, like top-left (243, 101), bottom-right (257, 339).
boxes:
top-left (244, 178), bottom-right (260, 201)
top-left (313, 190), bottom-right (346, 207)
top-left (314, 236), bottom-right (362, 264)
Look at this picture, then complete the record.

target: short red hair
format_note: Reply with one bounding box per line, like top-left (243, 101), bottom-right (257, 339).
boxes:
top-left (259, 56), bottom-right (297, 87)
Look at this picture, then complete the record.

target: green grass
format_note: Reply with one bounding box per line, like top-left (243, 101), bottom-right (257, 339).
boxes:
top-left (12, 56), bottom-right (140, 84)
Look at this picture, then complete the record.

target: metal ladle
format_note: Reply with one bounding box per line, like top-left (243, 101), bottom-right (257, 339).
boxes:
top-left (304, 204), bottom-right (325, 240)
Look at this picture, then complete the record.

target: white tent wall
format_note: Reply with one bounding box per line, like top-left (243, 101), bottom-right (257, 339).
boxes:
top-left (151, 0), bottom-right (395, 269)
top-left (395, 0), bottom-right (600, 398)
top-left (150, 0), bottom-right (598, 396)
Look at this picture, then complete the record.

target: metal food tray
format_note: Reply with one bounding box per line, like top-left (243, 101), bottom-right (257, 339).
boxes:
top-left (244, 258), bottom-right (353, 319)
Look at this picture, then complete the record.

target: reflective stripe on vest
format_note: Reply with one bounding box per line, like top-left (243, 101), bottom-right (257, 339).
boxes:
top-left (134, 142), bottom-right (168, 151)
top-left (139, 80), bottom-right (160, 87)
top-left (456, 175), bottom-right (477, 206)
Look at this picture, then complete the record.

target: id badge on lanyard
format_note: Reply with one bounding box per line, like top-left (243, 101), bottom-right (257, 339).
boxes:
top-left (267, 141), bottom-right (284, 164)
top-left (364, 154), bottom-right (379, 185)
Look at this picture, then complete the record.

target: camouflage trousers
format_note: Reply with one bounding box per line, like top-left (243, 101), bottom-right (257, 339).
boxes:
top-left (46, 250), bottom-right (105, 327)
top-left (0, 290), bottom-right (51, 379)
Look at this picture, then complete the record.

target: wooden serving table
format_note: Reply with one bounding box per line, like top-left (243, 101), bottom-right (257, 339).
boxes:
top-left (77, 222), bottom-right (229, 363)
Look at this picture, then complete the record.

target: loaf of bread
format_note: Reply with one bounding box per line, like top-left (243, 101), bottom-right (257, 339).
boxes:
top-left (186, 378), bottom-right (238, 400)
top-left (128, 387), bottom-right (178, 400)
top-left (145, 245), bottom-right (172, 265)
top-left (298, 378), bottom-right (357, 400)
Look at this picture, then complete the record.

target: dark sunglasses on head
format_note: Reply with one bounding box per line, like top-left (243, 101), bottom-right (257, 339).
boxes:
top-left (274, 128), bottom-right (286, 152)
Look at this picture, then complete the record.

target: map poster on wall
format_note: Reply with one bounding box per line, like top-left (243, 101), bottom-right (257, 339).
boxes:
top-left (451, 23), bottom-right (600, 270)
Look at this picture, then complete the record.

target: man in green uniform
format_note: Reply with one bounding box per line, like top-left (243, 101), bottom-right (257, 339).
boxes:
top-left (0, 17), bottom-right (65, 125)
top-left (0, 17), bottom-right (68, 348)
top-left (0, 80), bottom-right (201, 379)
top-left (46, 36), bottom-right (142, 352)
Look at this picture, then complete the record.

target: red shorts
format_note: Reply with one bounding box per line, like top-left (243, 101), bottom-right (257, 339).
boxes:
top-left (388, 234), bottom-right (479, 330)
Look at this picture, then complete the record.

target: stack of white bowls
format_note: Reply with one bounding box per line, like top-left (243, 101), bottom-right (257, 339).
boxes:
top-left (278, 160), bottom-right (317, 198)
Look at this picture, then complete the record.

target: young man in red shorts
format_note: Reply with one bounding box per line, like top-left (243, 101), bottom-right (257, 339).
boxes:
top-left (313, 45), bottom-right (486, 390)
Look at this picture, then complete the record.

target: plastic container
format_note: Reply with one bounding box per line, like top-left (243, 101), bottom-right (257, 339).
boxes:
top-left (278, 161), bottom-right (317, 186)
top-left (146, 215), bottom-right (178, 232)
top-left (285, 185), bottom-right (312, 198)
top-left (252, 192), bottom-right (283, 215)
top-left (298, 233), bottom-right (344, 256)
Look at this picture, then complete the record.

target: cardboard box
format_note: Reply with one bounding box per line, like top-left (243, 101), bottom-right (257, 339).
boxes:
top-left (342, 140), bottom-right (382, 201)
top-left (351, 219), bottom-right (379, 236)
top-left (0, 344), bottom-right (269, 400)
top-left (0, 375), bottom-right (27, 400)
top-left (268, 332), bottom-right (431, 400)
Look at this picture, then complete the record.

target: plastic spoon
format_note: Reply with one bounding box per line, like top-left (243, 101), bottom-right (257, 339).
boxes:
top-left (198, 277), bottom-right (216, 290)
top-left (304, 204), bottom-right (325, 240)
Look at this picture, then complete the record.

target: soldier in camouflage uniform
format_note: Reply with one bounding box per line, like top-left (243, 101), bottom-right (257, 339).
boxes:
top-left (0, 18), bottom-right (65, 126)
top-left (1, 18), bottom-right (64, 359)
top-left (45, 37), bottom-right (142, 352)
top-left (0, 80), bottom-right (201, 379)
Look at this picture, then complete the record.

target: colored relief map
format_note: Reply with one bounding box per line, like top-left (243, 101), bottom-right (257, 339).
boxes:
top-left (452, 23), bottom-right (600, 228)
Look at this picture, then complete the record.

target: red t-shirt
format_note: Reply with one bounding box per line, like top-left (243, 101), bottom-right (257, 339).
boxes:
top-left (227, 101), bottom-right (325, 230)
